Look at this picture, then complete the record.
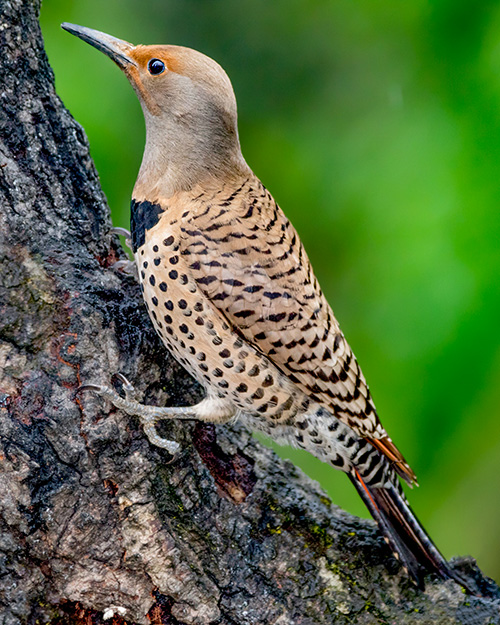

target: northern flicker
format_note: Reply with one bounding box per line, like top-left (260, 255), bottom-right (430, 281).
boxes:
top-left (62, 23), bottom-right (469, 590)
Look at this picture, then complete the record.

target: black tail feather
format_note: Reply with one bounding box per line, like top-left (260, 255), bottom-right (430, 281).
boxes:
top-left (349, 470), bottom-right (472, 591)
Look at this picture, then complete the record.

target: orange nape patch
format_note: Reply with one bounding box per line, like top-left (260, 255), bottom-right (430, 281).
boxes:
top-left (368, 436), bottom-right (418, 486)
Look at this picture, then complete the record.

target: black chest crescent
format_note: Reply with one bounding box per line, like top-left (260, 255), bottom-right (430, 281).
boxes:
top-left (130, 199), bottom-right (165, 252)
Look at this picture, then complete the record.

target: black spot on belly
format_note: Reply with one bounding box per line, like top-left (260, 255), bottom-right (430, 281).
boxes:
top-left (130, 199), bottom-right (165, 252)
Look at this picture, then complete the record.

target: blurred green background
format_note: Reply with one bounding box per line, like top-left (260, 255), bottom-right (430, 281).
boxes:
top-left (41, 1), bottom-right (500, 581)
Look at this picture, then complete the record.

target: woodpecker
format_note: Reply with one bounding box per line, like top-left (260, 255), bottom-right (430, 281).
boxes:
top-left (63, 23), bottom-right (469, 590)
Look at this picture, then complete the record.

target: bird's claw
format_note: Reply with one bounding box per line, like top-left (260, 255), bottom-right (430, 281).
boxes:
top-left (111, 372), bottom-right (137, 401)
top-left (77, 373), bottom-right (137, 407)
top-left (110, 259), bottom-right (137, 277)
top-left (76, 383), bottom-right (102, 393)
top-left (111, 227), bottom-right (131, 239)
top-left (111, 227), bottom-right (133, 253)
top-left (77, 381), bottom-right (124, 406)
top-left (77, 374), bottom-right (181, 459)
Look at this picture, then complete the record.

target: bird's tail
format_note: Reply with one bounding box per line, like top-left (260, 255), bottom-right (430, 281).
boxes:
top-left (349, 469), bottom-right (469, 589)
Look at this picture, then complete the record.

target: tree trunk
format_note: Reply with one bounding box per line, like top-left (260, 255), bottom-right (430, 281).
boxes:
top-left (0, 2), bottom-right (499, 624)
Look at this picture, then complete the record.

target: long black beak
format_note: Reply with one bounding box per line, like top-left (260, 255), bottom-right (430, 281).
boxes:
top-left (61, 23), bottom-right (137, 69)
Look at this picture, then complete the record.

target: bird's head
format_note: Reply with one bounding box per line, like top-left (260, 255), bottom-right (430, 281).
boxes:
top-left (62, 23), bottom-right (248, 198)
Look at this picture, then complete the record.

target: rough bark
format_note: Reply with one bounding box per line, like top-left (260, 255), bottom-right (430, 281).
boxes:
top-left (0, 2), bottom-right (499, 624)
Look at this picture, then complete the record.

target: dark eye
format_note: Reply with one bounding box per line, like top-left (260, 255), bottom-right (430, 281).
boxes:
top-left (148, 58), bottom-right (166, 75)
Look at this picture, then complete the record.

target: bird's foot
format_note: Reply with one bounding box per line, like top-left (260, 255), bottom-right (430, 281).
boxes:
top-left (78, 373), bottom-right (193, 456)
top-left (111, 227), bottom-right (132, 252)
top-left (110, 259), bottom-right (137, 277)
top-left (111, 228), bottom-right (137, 277)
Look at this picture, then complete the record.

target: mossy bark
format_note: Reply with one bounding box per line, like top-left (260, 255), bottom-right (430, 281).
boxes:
top-left (0, 1), bottom-right (499, 624)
